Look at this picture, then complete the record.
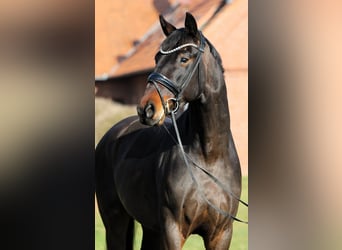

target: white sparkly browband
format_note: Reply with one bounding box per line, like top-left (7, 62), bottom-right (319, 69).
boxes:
top-left (160, 43), bottom-right (199, 55)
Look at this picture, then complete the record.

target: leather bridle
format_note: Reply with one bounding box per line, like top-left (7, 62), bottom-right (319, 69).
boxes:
top-left (147, 31), bottom-right (205, 115)
top-left (147, 31), bottom-right (248, 224)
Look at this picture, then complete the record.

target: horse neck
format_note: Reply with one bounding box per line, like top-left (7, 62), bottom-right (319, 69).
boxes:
top-left (187, 76), bottom-right (231, 162)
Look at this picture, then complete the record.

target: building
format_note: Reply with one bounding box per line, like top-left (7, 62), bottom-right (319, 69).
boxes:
top-left (95, 0), bottom-right (248, 174)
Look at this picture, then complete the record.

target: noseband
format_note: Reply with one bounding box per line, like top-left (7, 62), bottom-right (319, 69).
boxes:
top-left (147, 31), bottom-right (205, 114)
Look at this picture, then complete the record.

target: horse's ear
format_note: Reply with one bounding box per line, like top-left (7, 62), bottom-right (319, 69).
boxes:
top-left (159, 15), bottom-right (176, 37)
top-left (185, 12), bottom-right (198, 37)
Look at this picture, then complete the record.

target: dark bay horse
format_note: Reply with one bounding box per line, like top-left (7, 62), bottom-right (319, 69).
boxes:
top-left (95, 13), bottom-right (242, 249)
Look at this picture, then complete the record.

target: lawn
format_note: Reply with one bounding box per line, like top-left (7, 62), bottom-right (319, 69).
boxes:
top-left (95, 98), bottom-right (248, 249)
top-left (95, 177), bottom-right (248, 249)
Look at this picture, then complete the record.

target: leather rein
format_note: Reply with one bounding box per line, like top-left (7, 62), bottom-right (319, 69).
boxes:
top-left (147, 31), bottom-right (248, 224)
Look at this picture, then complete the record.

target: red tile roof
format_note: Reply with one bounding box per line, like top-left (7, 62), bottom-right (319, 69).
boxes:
top-left (103, 0), bottom-right (248, 77)
top-left (204, 0), bottom-right (248, 70)
top-left (102, 0), bottom-right (224, 78)
top-left (95, 0), bottom-right (178, 76)
top-left (95, 0), bottom-right (248, 175)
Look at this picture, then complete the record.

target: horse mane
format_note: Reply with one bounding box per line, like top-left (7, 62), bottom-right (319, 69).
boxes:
top-left (204, 37), bottom-right (224, 73)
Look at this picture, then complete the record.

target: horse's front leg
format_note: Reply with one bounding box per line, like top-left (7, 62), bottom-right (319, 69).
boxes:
top-left (204, 226), bottom-right (233, 250)
top-left (160, 208), bottom-right (185, 250)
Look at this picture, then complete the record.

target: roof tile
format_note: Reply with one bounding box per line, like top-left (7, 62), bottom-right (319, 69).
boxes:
top-left (107, 0), bottom-right (247, 77)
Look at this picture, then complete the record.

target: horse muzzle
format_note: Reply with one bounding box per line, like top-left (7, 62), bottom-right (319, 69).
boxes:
top-left (137, 79), bottom-right (180, 126)
top-left (137, 100), bottom-right (166, 126)
top-left (137, 103), bottom-right (164, 126)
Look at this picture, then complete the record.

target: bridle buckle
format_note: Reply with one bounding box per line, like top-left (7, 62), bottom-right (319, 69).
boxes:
top-left (166, 98), bottom-right (179, 114)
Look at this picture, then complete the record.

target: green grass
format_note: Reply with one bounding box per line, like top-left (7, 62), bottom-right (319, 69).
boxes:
top-left (95, 98), bottom-right (248, 249)
top-left (95, 97), bottom-right (136, 146)
top-left (95, 177), bottom-right (248, 249)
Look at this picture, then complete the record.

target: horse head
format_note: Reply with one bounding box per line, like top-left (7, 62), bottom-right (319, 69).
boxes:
top-left (137, 12), bottom-right (206, 126)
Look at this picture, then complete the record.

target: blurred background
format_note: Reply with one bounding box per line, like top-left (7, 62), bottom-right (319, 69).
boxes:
top-left (95, 0), bottom-right (248, 173)
top-left (95, 0), bottom-right (248, 249)
top-left (1, 0), bottom-right (342, 249)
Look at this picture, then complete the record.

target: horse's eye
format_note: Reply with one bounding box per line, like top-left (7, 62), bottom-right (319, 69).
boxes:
top-left (180, 57), bottom-right (189, 63)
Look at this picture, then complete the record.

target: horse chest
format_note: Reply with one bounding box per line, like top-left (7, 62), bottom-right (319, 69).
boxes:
top-left (163, 158), bottom-right (230, 225)
top-left (168, 183), bottom-right (230, 237)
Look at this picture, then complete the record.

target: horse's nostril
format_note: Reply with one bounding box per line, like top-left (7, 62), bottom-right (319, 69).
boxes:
top-left (145, 103), bottom-right (155, 119)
